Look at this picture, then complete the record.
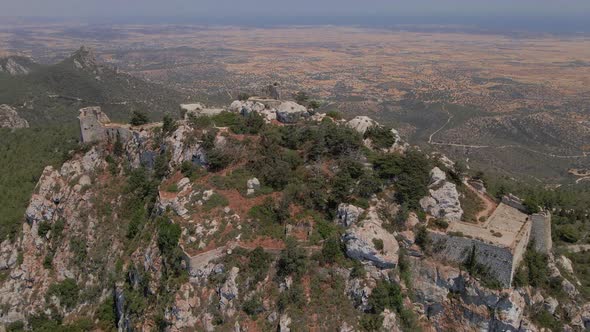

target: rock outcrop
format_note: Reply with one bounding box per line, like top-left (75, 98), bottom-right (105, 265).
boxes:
top-left (0, 56), bottom-right (34, 75)
top-left (335, 203), bottom-right (365, 227)
top-left (276, 101), bottom-right (308, 123)
top-left (0, 104), bottom-right (29, 128)
top-left (229, 100), bottom-right (277, 123)
top-left (347, 116), bottom-right (378, 134)
top-left (342, 205), bottom-right (399, 268)
top-left (410, 257), bottom-right (527, 331)
top-left (246, 178), bottom-right (260, 195)
top-left (420, 167), bottom-right (463, 222)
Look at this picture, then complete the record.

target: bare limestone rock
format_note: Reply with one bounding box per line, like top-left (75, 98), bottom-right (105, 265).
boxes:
top-left (382, 309), bottom-right (401, 331)
top-left (0, 56), bottom-right (33, 75)
top-left (335, 203), bottom-right (365, 227)
top-left (247, 178), bottom-right (260, 195)
top-left (168, 283), bottom-right (200, 330)
top-left (0, 240), bottom-right (18, 270)
top-left (279, 314), bottom-right (292, 332)
top-left (219, 266), bottom-right (239, 316)
top-left (347, 116), bottom-right (378, 134)
top-left (166, 124), bottom-right (207, 167)
top-left (0, 104), bottom-right (29, 128)
top-left (409, 257), bottom-right (526, 331)
top-left (544, 297), bottom-right (559, 315)
top-left (419, 167), bottom-right (463, 222)
top-left (342, 205), bottom-right (399, 268)
top-left (276, 101), bottom-right (308, 123)
top-left (346, 277), bottom-right (372, 311)
top-left (557, 255), bottom-right (575, 275)
top-left (230, 100), bottom-right (277, 123)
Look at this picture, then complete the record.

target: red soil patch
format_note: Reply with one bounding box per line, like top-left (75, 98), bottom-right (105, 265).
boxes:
top-left (216, 189), bottom-right (280, 216)
top-left (238, 237), bottom-right (285, 250)
top-left (158, 190), bottom-right (178, 200)
top-left (241, 318), bottom-right (261, 332)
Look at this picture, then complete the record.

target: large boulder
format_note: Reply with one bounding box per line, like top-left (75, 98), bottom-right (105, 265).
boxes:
top-left (335, 204), bottom-right (365, 227)
top-left (276, 101), bottom-right (308, 123)
top-left (347, 116), bottom-right (378, 134)
top-left (246, 178), bottom-right (260, 195)
top-left (419, 167), bottom-right (463, 222)
top-left (342, 206), bottom-right (399, 268)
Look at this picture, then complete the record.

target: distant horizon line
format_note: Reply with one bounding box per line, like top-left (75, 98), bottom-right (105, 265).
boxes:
top-left (2, 14), bottom-right (590, 35)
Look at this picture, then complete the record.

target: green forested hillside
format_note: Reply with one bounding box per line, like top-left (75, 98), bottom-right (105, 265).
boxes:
top-left (0, 126), bottom-right (79, 238)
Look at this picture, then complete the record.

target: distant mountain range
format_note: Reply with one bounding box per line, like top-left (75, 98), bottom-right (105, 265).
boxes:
top-left (0, 46), bottom-right (185, 125)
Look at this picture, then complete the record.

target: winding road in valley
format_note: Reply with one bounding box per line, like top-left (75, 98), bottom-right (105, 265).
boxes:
top-left (427, 106), bottom-right (589, 159)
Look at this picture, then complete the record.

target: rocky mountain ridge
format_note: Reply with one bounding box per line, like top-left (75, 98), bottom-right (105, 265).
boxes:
top-left (0, 98), bottom-right (588, 331)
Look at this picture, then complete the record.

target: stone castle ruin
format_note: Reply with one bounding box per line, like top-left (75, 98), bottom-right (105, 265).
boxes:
top-left (78, 106), bottom-right (133, 144)
top-left (429, 194), bottom-right (552, 287)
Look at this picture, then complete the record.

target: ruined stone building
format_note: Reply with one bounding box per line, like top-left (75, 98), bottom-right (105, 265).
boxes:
top-left (78, 106), bottom-right (132, 144)
top-left (429, 196), bottom-right (552, 287)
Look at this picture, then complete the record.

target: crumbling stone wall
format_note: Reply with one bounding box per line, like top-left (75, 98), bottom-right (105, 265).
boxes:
top-left (430, 227), bottom-right (531, 287)
top-left (501, 194), bottom-right (527, 213)
top-left (78, 106), bottom-right (131, 144)
top-left (530, 212), bottom-right (552, 254)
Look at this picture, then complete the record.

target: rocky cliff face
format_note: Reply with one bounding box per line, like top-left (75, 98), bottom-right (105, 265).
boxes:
top-left (0, 56), bottom-right (35, 76)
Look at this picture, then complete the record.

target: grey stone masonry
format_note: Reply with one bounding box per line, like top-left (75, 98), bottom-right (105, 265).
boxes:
top-left (530, 212), bottom-right (552, 254)
top-left (78, 106), bottom-right (132, 144)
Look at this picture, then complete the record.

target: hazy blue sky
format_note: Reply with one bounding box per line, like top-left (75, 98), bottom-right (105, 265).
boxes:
top-left (3, 0), bottom-right (590, 18)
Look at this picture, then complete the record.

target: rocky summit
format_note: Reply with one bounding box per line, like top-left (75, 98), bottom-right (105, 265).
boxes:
top-left (0, 94), bottom-right (588, 332)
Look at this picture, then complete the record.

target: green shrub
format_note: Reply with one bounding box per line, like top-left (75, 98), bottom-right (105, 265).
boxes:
top-left (206, 147), bottom-right (234, 172)
top-left (130, 110), bottom-right (149, 126)
top-left (359, 314), bottom-right (383, 331)
top-left (37, 221), bottom-right (52, 238)
top-left (514, 244), bottom-right (549, 288)
top-left (364, 126), bottom-right (396, 149)
top-left (532, 308), bottom-right (562, 331)
top-left (277, 238), bottom-right (307, 278)
top-left (368, 280), bottom-right (403, 314)
top-left (47, 278), bottom-right (79, 309)
top-left (97, 296), bottom-right (117, 331)
top-left (166, 183), bottom-right (179, 193)
top-left (372, 238), bottom-right (384, 253)
top-left (6, 321), bottom-right (24, 332)
top-left (203, 192), bottom-right (229, 211)
top-left (237, 92), bottom-right (251, 101)
top-left (322, 235), bottom-right (344, 264)
top-left (277, 283), bottom-right (305, 311)
top-left (157, 219), bottom-right (181, 256)
top-left (248, 247), bottom-right (271, 282)
top-left (162, 115), bottom-right (177, 134)
top-left (557, 225), bottom-right (579, 243)
top-left (188, 113), bottom-right (213, 129)
top-left (69, 237), bottom-right (87, 266)
top-left (415, 226), bottom-right (431, 252)
top-left (242, 296), bottom-right (264, 317)
top-left (326, 110), bottom-right (342, 120)
top-left (432, 218), bottom-right (449, 230)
